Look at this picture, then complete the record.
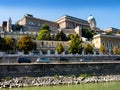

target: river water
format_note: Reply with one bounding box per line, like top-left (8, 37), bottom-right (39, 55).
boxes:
top-left (2, 82), bottom-right (120, 90)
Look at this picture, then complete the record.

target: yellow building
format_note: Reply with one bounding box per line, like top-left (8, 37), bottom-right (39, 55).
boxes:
top-left (92, 34), bottom-right (120, 53)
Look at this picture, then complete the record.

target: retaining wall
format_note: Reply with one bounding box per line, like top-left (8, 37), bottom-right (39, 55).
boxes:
top-left (0, 62), bottom-right (120, 78)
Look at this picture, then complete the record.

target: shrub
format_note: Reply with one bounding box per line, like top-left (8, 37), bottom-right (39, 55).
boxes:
top-left (79, 73), bottom-right (90, 78)
top-left (54, 74), bottom-right (59, 78)
top-left (6, 76), bottom-right (11, 81)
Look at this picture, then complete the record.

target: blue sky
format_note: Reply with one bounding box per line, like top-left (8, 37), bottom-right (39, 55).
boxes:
top-left (0, 0), bottom-right (120, 29)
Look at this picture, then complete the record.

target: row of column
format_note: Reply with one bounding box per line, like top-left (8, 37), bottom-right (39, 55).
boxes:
top-left (10, 49), bottom-right (112, 56)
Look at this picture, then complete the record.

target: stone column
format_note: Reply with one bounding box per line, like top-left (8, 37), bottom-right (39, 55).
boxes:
top-left (99, 53), bottom-right (103, 55)
top-left (82, 50), bottom-right (85, 55)
top-left (55, 51), bottom-right (58, 55)
top-left (94, 51), bottom-right (96, 55)
top-left (29, 51), bottom-right (33, 55)
top-left (0, 52), bottom-right (4, 56)
top-left (39, 50), bottom-right (43, 55)
top-left (76, 53), bottom-right (78, 56)
top-left (109, 49), bottom-right (111, 55)
top-left (18, 51), bottom-right (24, 55)
top-left (62, 51), bottom-right (65, 55)
top-left (47, 50), bottom-right (51, 55)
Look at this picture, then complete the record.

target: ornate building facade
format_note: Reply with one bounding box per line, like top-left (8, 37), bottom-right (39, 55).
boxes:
top-left (56, 15), bottom-right (90, 29)
top-left (0, 14), bottom-right (120, 55)
top-left (56, 15), bottom-right (95, 37)
top-left (16, 14), bottom-right (99, 36)
top-left (17, 14), bottom-right (59, 34)
top-left (92, 34), bottom-right (120, 54)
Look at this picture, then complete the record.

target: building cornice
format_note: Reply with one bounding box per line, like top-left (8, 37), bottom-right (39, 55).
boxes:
top-left (56, 15), bottom-right (88, 24)
top-left (93, 34), bottom-right (120, 39)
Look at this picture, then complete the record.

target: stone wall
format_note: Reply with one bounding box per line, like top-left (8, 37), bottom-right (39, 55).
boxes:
top-left (0, 62), bottom-right (120, 78)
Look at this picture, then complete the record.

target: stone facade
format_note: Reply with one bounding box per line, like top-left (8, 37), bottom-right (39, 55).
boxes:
top-left (1, 62), bottom-right (120, 78)
top-left (0, 14), bottom-right (101, 38)
top-left (58, 26), bottom-right (82, 37)
top-left (104, 27), bottom-right (119, 35)
top-left (56, 15), bottom-right (90, 29)
top-left (17, 14), bottom-right (58, 34)
top-left (16, 15), bottom-right (93, 36)
top-left (35, 40), bottom-right (69, 50)
top-left (2, 14), bottom-right (120, 54)
top-left (58, 28), bottom-right (75, 36)
top-left (92, 34), bottom-right (120, 53)
top-left (2, 32), bottom-right (27, 39)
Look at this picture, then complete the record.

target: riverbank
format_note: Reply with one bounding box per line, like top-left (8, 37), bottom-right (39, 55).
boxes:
top-left (0, 75), bottom-right (120, 88)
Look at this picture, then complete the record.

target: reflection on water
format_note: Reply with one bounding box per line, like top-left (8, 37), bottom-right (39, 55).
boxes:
top-left (2, 82), bottom-right (120, 90)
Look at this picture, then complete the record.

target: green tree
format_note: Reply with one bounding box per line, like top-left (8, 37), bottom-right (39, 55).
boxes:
top-left (106, 31), bottom-right (112, 35)
top-left (4, 36), bottom-right (15, 53)
top-left (84, 43), bottom-right (93, 54)
top-left (91, 30), bottom-right (97, 36)
top-left (113, 45), bottom-right (119, 55)
top-left (56, 43), bottom-right (64, 54)
top-left (36, 24), bottom-right (51, 40)
top-left (118, 49), bottom-right (120, 54)
top-left (0, 37), bottom-right (5, 51)
top-left (29, 33), bottom-right (37, 40)
top-left (99, 44), bottom-right (105, 54)
top-left (36, 30), bottom-right (51, 40)
top-left (67, 34), bottom-right (75, 40)
top-left (16, 35), bottom-right (36, 54)
top-left (68, 34), bottom-right (82, 54)
top-left (54, 34), bottom-right (61, 41)
top-left (82, 27), bottom-right (93, 40)
top-left (59, 31), bottom-right (67, 41)
top-left (117, 30), bottom-right (120, 34)
top-left (40, 24), bottom-right (50, 30)
top-left (54, 31), bottom-right (67, 41)
top-left (15, 23), bottom-right (23, 31)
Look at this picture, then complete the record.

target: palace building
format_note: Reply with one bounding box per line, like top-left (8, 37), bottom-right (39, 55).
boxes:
top-left (16, 14), bottom-right (59, 34)
top-left (56, 15), bottom-right (96, 37)
top-left (56, 15), bottom-right (90, 29)
top-left (0, 14), bottom-right (120, 54)
top-left (0, 14), bottom-right (100, 41)
top-left (16, 14), bottom-right (99, 35)
top-left (92, 34), bottom-right (120, 54)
